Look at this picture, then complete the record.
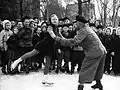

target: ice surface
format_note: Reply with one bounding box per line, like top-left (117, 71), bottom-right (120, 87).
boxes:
top-left (0, 70), bottom-right (120, 90)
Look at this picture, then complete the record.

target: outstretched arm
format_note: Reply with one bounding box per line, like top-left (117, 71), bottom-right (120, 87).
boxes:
top-left (54, 31), bottom-right (86, 47)
top-left (47, 26), bottom-right (86, 47)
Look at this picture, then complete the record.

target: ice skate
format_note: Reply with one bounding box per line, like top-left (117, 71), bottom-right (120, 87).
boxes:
top-left (42, 75), bottom-right (54, 86)
top-left (11, 58), bottom-right (23, 70)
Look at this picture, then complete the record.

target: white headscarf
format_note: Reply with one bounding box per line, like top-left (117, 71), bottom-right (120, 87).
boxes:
top-left (2, 20), bottom-right (11, 29)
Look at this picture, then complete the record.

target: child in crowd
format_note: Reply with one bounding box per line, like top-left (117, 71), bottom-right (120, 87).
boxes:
top-left (7, 27), bottom-right (19, 74)
top-left (0, 20), bottom-right (13, 74)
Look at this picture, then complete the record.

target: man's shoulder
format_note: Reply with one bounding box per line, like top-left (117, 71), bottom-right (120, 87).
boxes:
top-left (78, 27), bottom-right (88, 35)
top-left (85, 27), bottom-right (97, 34)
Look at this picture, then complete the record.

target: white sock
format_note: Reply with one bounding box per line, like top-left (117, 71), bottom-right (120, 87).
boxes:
top-left (18, 64), bottom-right (21, 72)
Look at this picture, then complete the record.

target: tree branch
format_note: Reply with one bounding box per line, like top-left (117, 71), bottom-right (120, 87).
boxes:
top-left (23, 2), bottom-right (34, 13)
top-left (82, 0), bottom-right (90, 3)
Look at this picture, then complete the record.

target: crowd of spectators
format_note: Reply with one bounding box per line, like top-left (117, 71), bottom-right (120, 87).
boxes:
top-left (0, 15), bottom-right (120, 76)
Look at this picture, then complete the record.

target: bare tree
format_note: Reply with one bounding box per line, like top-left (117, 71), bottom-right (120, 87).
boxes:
top-left (112, 0), bottom-right (120, 27)
top-left (14, 0), bottom-right (40, 20)
top-left (95, 0), bottom-right (120, 27)
top-left (78, 0), bottom-right (91, 15)
top-left (0, 0), bottom-right (17, 20)
top-left (95, 0), bottom-right (111, 27)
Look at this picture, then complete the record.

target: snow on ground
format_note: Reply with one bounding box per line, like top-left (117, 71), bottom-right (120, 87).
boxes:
top-left (0, 70), bottom-right (120, 90)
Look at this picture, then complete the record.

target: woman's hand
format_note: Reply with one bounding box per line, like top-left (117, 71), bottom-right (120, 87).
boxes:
top-left (111, 52), bottom-right (114, 56)
top-left (58, 49), bottom-right (61, 54)
top-left (58, 29), bottom-right (66, 39)
top-left (47, 26), bottom-right (53, 32)
top-left (47, 26), bottom-right (56, 38)
top-left (54, 36), bottom-right (61, 42)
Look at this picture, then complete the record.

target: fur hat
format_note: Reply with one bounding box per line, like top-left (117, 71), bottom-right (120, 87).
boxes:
top-left (2, 20), bottom-right (11, 29)
top-left (76, 15), bottom-right (88, 24)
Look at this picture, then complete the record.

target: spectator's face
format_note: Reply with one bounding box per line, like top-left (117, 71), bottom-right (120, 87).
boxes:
top-left (11, 21), bottom-right (16, 26)
top-left (65, 19), bottom-right (70, 24)
top-left (95, 20), bottom-right (100, 26)
top-left (34, 18), bottom-right (39, 24)
top-left (112, 30), bottom-right (116, 34)
top-left (41, 24), bottom-right (47, 32)
top-left (24, 19), bottom-right (30, 27)
top-left (59, 21), bottom-right (64, 25)
top-left (69, 25), bottom-right (73, 31)
top-left (117, 29), bottom-right (120, 35)
top-left (34, 23), bottom-right (38, 29)
top-left (106, 28), bottom-right (111, 35)
top-left (5, 22), bottom-right (11, 30)
top-left (17, 22), bottom-right (23, 28)
top-left (102, 29), bottom-right (106, 34)
top-left (36, 27), bottom-right (42, 34)
top-left (51, 15), bottom-right (59, 25)
top-left (73, 22), bottom-right (77, 31)
top-left (13, 28), bottom-right (19, 34)
top-left (30, 21), bottom-right (35, 28)
top-left (63, 26), bottom-right (69, 32)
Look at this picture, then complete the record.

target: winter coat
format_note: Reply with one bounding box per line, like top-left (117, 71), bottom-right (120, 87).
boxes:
top-left (18, 27), bottom-right (33, 47)
top-left (0, 29), bottom-right (13, 51)
top-left (7, 34), bottom-right (19, 51)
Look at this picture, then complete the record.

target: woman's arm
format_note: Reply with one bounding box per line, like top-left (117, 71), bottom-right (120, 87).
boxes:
top-left (48, 27), bottom-right (86, 47)
top-left (0, 30), bottom-right (4, 48)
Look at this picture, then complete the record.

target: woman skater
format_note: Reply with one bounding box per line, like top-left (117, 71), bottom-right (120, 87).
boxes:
top-left (11, 14), bottom-right (59, 85)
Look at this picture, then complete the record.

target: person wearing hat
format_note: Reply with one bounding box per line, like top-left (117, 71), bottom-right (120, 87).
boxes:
top-left (0, 20), bottom-right (13, 74)
top-left (48, 15), bottom-right (106, 90)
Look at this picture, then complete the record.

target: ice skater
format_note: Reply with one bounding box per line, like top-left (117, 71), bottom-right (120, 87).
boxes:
top-left (10, 14), bottom-right (59, 85)
top-left (48, 15), bottom-right (107, 90)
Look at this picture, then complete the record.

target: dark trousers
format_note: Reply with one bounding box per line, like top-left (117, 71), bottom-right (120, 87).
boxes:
top-left (104, 52), bottom-right (111, 73)
top-left (62, 49), bottom-right (70, 68)
top-left (1, 51), bottom-right (7, 68)
top-left (112, 53), bottom-right (120, 74)
top-left (71, 50), bottom-right (85, 71)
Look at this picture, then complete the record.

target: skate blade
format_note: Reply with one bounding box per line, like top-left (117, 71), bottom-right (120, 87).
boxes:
top-left (42, 82), bottom-right (54, 87)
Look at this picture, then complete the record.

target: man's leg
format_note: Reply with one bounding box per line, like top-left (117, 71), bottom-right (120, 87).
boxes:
top-left (91, 53), bottom-right (106, 90)
top-left (78, 55), bottom-right (104, 90)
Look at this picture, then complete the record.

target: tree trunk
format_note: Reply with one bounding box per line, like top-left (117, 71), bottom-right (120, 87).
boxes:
top-left (78, 0), bottom-right (82, 15)
top-left (113, 5), bottom-right (120, 27)
top-left (20, 0), bottom-right (23, 20)
top-left (103, 0), bottom-right (107, 28)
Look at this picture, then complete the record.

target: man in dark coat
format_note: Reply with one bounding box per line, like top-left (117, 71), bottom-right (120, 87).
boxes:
top-left (17, 16), bottom-right (33, 73)
top-left (48, 15), bottom-right (106, 90)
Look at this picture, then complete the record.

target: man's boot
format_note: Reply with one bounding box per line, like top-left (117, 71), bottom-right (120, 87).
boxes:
top-left (91, 80), bottom-right (103, 90)
top-left (78, 85), bottom-right (84, 90)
